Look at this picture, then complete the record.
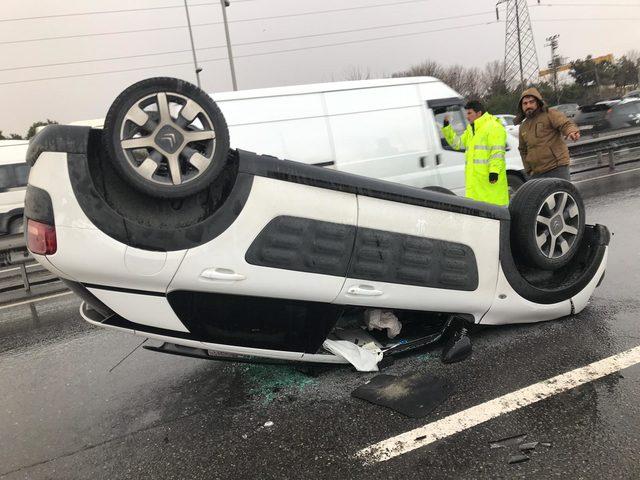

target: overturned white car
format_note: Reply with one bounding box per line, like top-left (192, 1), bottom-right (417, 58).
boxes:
top-left (24, 78), bottom-right (609, 369)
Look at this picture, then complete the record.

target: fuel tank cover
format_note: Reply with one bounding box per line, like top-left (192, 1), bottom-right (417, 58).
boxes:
top-left (124, 246), bottom-right (167, 276)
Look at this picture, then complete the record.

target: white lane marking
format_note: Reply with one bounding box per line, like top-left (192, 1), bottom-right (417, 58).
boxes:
top-left (0, 291), bottom-right (72, 310)
top-left (357, 345), bottom-right (640, 464)
top-left (574, 166), bottom-right (640, 184)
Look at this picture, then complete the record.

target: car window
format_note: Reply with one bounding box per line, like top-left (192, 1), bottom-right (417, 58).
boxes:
top-left (0, 164), bottom-right (29, 191)
top-left (433, 106), bottom-right (467, 151)
top-left (502, 116), bottom-right (514, 126)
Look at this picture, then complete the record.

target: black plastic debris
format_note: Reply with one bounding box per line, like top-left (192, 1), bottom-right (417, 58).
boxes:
top-left (519, 441), bottom-right (539, 451)
top-left (351, 372), bottom-right (451, 418)
top-left (490, 434), bottom-right (552, 465)
top-left (489, 433), bottom-right (528, 449)
top-left (441, 330), bottom-right (472, 363)
top-left (508, 453), bottom-right (530, 464)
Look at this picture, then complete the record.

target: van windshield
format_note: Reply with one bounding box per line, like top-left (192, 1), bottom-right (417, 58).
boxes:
top-left (0, 164), bottom-right (29, 191)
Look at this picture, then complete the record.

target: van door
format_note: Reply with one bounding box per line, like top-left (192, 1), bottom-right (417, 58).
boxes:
top-left (324, 86), bottom-right (440, 189)
top-left (428, 100), bottom-right (467, 195)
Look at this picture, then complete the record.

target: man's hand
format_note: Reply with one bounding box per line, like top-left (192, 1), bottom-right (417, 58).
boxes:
top-left (489, 172), bottom-right (498, 184)
top-left (566, 131), bottom-right (580, 142)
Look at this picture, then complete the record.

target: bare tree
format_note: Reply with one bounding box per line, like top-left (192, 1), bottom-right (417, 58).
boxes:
top-left (482, 60), bottom-right (508, 96)
top-left (339, 65), bottom-right (374, 81)
top-left (392, 59), bottom-right (444, 79)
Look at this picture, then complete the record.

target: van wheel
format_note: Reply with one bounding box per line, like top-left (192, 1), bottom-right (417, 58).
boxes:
top-left (423, 186), bottom-right (456, 195)
top-left (507, 172), bottom-right (525, 199)
top-left (8, 217), bottom-right (24, 234)
top-left (510, 178), bottom-right (585, 270)
top-left (103, 77), bottom-right (230, 199)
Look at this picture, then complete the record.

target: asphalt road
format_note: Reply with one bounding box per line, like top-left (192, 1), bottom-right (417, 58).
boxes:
top-left (2, 182), bottom-right (640, 480)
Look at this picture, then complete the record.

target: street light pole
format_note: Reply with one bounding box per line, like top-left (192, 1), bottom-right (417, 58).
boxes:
top-left (183, 0), bottom-right (202, 88)
top-left (220, 0), bottom-right (238, 90)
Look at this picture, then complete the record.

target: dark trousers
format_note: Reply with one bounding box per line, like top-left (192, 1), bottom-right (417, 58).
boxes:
top-left (530, 165), bottom-right (571, 181)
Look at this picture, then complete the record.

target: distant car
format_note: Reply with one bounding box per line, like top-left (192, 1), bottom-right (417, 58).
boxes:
top-left (23, 77), bottom-right (609, 367)
top-left (623, 89), bottom-right (640, 99)
top-left (495, 114), bottom-right (519, 137)
top-left (0, 140), bottom-right (29, 235)
top-left (550, 103), bottom-right (580, 119)
top-left (575, 100), bottom-right (640, 133)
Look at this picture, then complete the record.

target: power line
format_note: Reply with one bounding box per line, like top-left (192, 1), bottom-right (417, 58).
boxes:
top-left (0, 2), bottom-right (217, 23)
top-left (0, 21), bottom-right (220, 46)
top-left (0, 0), bottom-right (438, 37)
top-left (232, 21), bottom-right (499, 60)
top-left (0, 60), bottom-right (201, 86)
top-left (0, 20), bottom-right (498, 86)
top-left (224, 0), bottom-right (438, 24)
top-left (0, 11), bottom-right (495, 72)
top-left (0, 0), bottom-right (441, 46)
top-left (533, 2), bottom-right (640, 6)
top-left (0, 49), bottom-right (196, 72)
top-left (532, 17), bottom-right (640, 20)
top-left (231, 10), bottom-right (495, 46)
top-left (0, 0), bottom-right (261, 24)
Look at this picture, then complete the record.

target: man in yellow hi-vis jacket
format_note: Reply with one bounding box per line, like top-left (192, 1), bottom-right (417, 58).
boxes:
top-left (442, 100), bottom-right (509, 206)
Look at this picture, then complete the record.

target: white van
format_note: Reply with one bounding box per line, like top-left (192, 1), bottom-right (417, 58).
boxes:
top-left (0, 140), bottom-right (29, 235)
top-left (72, 77), bottom-right (526, 195)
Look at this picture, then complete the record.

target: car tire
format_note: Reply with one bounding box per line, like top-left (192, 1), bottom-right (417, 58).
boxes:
top-left (507, 172), bottom-right (525, 199)
top-left (103, 77), bottom-right (230, 199)
top-left (8, 216), bottom-right (24, 234)
top-left (422, 186), bottom-right (456, 195)
top-left (509, 178), bottom-right (585, 270)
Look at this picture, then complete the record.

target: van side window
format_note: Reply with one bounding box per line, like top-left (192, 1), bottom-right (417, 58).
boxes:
top-left (329, 107), bottom-right (431, 162)
top-left (0, 164), bottom-right (30, 191)
top-left (433, 107), bottom-right (467, 152)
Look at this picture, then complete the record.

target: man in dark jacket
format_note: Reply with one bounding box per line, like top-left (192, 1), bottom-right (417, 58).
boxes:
top-left (516, 87), bottom-right (580, 180)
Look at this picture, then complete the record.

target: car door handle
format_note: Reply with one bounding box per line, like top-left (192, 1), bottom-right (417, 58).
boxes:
top-left (200, 268), bottom-right (245, 282)
top-left (419, 156), bottom-right (426, 168)
top-left (347, 285), bottom-right (383, 297)
top-left (436, 153), bottom-right (442, 165)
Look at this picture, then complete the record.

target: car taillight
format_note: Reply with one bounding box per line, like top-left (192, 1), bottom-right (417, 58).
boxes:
top-left (27, 219), bottom-right (57, 255)
top-left (606, 109), bottom-right (613, 117)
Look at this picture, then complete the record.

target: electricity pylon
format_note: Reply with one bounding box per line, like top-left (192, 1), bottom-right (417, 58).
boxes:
top-left (496, 0), bottom-right (540, 88)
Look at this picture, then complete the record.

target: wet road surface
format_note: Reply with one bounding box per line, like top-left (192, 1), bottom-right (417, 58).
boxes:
top-left (2, 182), bottom-right (640, 479)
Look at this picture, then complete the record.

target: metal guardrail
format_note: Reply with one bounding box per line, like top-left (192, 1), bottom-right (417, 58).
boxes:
top-left (0, 234), bottom-right (30, 267)
top-left (570, 128), bottom-right (640, 174)
top-left (570, 127), bottom-right (640, 160)
top-left (0, 234), bottom-right (65, 307)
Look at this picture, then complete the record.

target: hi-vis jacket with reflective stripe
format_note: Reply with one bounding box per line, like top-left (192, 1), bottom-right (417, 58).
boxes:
top-left (442, 112), bottom-right (509, 206)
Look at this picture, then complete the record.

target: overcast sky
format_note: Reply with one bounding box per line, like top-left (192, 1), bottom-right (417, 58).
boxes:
top-left (1, 0), bottom-right (638, 135)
